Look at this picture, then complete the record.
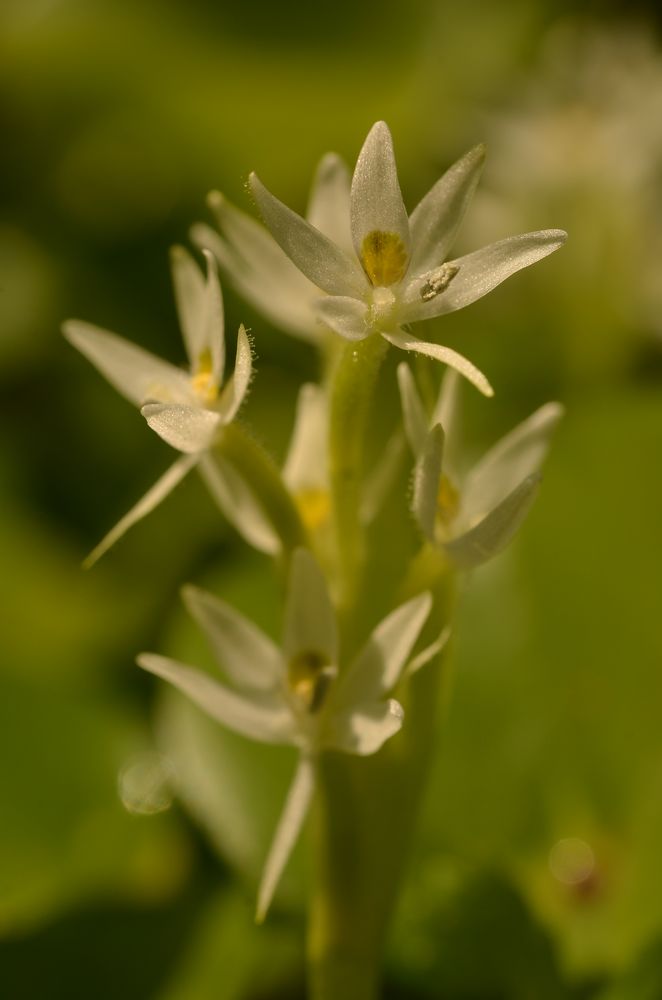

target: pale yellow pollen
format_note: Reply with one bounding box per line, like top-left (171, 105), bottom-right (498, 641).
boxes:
top-left (361, 230), bottom-right (408, 287)
top-left (191, 348), bottom-right (218, 405)
top-left (288, 649), bottom-right (332, 713)
top-left (295, 488), bottom-right (331, 532)
top-left (436, 474), bottom-right (460, 528)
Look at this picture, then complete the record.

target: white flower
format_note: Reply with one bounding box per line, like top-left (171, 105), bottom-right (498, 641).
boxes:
top-left (191, 152), bottom-right (353, 345)
top-left (398, 364), bottom-right (564, 568)
top-left (63, 248), bottom-right (258, 565)
top-left (137, 548), bottom-right (434, 920)
top-left (247, 121), bottom-right (567, 396)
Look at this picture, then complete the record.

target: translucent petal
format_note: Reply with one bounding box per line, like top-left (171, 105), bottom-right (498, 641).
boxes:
top-left (283, 549), bottom-right (338, 666)
top-left (324, 699), bottom-right (404, 755)
top-left (397, 362), bottom-right (429, 455)
top-left (63, 320), bottom-right (192, 407)
top-left (170, 245), bottom-right (207, 370)
top-left (200, 249), bottom-right (225, 386)
top-left (403, 230), bottom-right (568, 322)
top-left (408, 144), bottom-right (486, 278)
top-left (350, 122), bottom-right (410, 266)
top-left (83, 454), bottom-right (197, 568)
top-left (404, 625), bottom-right (452, 678)
top-left (306, 153), bottom-right (352, 252)
top-left (461, 402), bottom-right (564, 526)
top-left (217, 325), bottom-right (253, 423)
top-left (283, 383), bottom-right (328, 493)
top-left (137, 653), bottom-right (294, 744)
top-left (142, 402), bottom-right (221, 454)
top-left (198, 454), bottom-right (281, 555)
top-left (181, 584), bottom-right (283, 692)
top-left (256, 755), bottom-right (314, 923)
top-left (412, 424), bottom-right (444, 541)
top-left (432, 368), bottom-right (463, 477)
top-left (338, 593), bottom-right (432, 706)
top-left (191, 220), bottom-right (324, 343)
top-left (444, 473), bottom-right (541, 569)
top-left (250, 173), bottom-right (366, 297)
top-left (315, 296), bottom-right (368, 341)
top-left (382, 330), bottom-right (493, 397)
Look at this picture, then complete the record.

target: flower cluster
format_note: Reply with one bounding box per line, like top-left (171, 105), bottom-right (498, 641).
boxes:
top-left (66, 121), bottom-right (566, 919)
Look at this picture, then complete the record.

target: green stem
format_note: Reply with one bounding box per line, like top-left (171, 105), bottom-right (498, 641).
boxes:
top-left (214, 422), bottom-right (307, 555)
top-left (328, 334), bottom-right (389, 608)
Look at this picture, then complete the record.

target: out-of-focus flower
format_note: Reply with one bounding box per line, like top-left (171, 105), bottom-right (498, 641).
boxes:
top-left (247, 121), bottom-right (566, 395)
top-left (138, 548), bottom-right (434, 920)
top-left (398, 364), bottom-right (563, 568)
top-left (192, 153), bottom-right (353, 345)
top-left (63, 248), bottom-right (254, 564)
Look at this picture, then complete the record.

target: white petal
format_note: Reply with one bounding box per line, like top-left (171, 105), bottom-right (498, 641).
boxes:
top-left (461, 402), bottom-right (564, 526)
top-left (200, 249), bottom-right (225, 385)
top-left (217, 325), bottom-right (253, 423)
top-left (306, 153), bottom-right (353, 252)
top-left (198, 454), bottom-right (281, 555)
top-left (181, 584), bottom-right (283, 692)
top-left (315, 296), bottom-right (368, 341)
top-left (249, 173), bottom-right (366, 297)
top-left (256, 754), bottom-right (314, 923)
top-left (283, 549), bottom-right (338, 666)
top-left (283, 383), bottom-right (328, 492)
top-left (324, 699), bottom-right (404, 755)
top-left (412, 424), bottom-right (444, 541)
top-left (137, 653), bottom-right (294, 744)
top-left (432, 368), bottom-right (463, 478)
top-left (360, 429), bottom-right (407, 525)
top-left (383, 330), bottom-right (493, 397)
top-left (83, 454), bottom-right (197, 568)
top-left (63, 320), bottom-right (192, 407)
top-left (403, 230), bottom-right (568, 321)
top-left (397, 362), bottom-right (429, 455)
top-left (404, 625), bottom-right (452, 678)
top-left (170, 245), bottom-right (207, 370)
top-left (444, 473), bottom-right (541, 569)
top-left (192, 206), bottom-right (323, 343)
top-left (142, 402), bottom-right (221, 453)
top-left (338, 593), bottom-right (432, 706)
top-left (408, 144), bottom-right (486, 278)
top-left (350, 121), bottom-right (410, 263)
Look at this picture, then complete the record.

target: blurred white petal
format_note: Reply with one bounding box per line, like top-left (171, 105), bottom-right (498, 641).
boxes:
top-left (181, 584), bottom-right (283, 692)
top-left (170, 245), bottom-right (207, 369)
top-left (412, 424), bottom-right (444, 542)
top-left (283, 383), bottom-right (328, 493)
top-left (383, 330), bottom-right (493, 397)
top-left (324, 699), bottom-right (404, 755)
top-left (307, 153), bottom-right (352, 252)
top-left (218, 325), bottom-right (253, 422)
top-left (198, 454), bottom-right (281, 555)
top-left (200, 249), bottom-right (225, 385)
top-left (283, 549), bottom-right (338, 667)
top-left (397, 362), bottom-right (429, 454)
top-left (315, 295), bottom-right (368, 340)
top-left (142, 402), bottom-right (221, 453)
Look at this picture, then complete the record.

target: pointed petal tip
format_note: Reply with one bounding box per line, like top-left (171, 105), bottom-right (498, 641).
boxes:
top-left (207, 189), bottom-right (224, 209)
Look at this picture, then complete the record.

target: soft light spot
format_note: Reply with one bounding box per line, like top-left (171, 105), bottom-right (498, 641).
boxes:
top-left (296, 487), bottom-right (331, 532)
top-left (361, 230), bottom-right (408, 286)
top-left (288, 649), bottom-right (335, 713)
top-left (549, 837), bottom-right (595, 886)
top-left (118, 752), bottom-right (175, 816)
top-left (191, 348), bottom-right (218, 405)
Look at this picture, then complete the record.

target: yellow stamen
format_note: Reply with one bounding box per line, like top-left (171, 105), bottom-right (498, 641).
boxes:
top-left (191, 348), bottom-right (218, 405)
top-left (295, 488), bottom-right (331, 532)
top-left (361, 230), bottom-right (408, 286)
top-left (288, 649), bottom-right (332, 713)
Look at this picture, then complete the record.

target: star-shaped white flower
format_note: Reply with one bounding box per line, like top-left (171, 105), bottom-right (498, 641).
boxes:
top-left (192, 152), bottom-right (353, 345)
top-left (248, 121), bottom-right (567, 396)
top-left (63, 248), bottom-right (256, 565)
top-left (398, 364), bottom-right (564, 567)
top-left (138, 548), bottom-right (435, 921)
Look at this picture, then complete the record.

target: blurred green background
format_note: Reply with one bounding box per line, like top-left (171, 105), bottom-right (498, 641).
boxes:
top-left (2, 0), bottom-right (662, 996)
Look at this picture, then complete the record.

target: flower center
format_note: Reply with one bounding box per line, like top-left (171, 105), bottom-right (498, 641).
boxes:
top-left (288, 648), bottom-right (335, 713)
top-left (191, 348), bottom-right (218, 405)
top-left (368, 286), bottom-right (397, 330)
top-left (361, 230), bottom-right (408, 287)
top-left (436, 474), bottom-right (460, 531)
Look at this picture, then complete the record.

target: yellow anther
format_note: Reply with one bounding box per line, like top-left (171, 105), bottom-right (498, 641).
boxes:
top-left (295, 488), bottom-right (331, 532)
top-left (436, 475), bottom-right (460, 527)
top-left (361, 230), bottom-right (408, 287)
top-left (288, 649), bottom-right (333, 713)
top-left (191, 348), bottom-right (218, 405)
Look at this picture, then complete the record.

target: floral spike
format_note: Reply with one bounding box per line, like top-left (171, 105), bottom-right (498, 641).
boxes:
top-left (398, 361), bottom-right (564, 568)
top-left (137, 548), bottom-right (433, 919)
top-left (246, 121), bottom-right (566, 392)
top-left (63, 250), bottom-right (260, 564)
